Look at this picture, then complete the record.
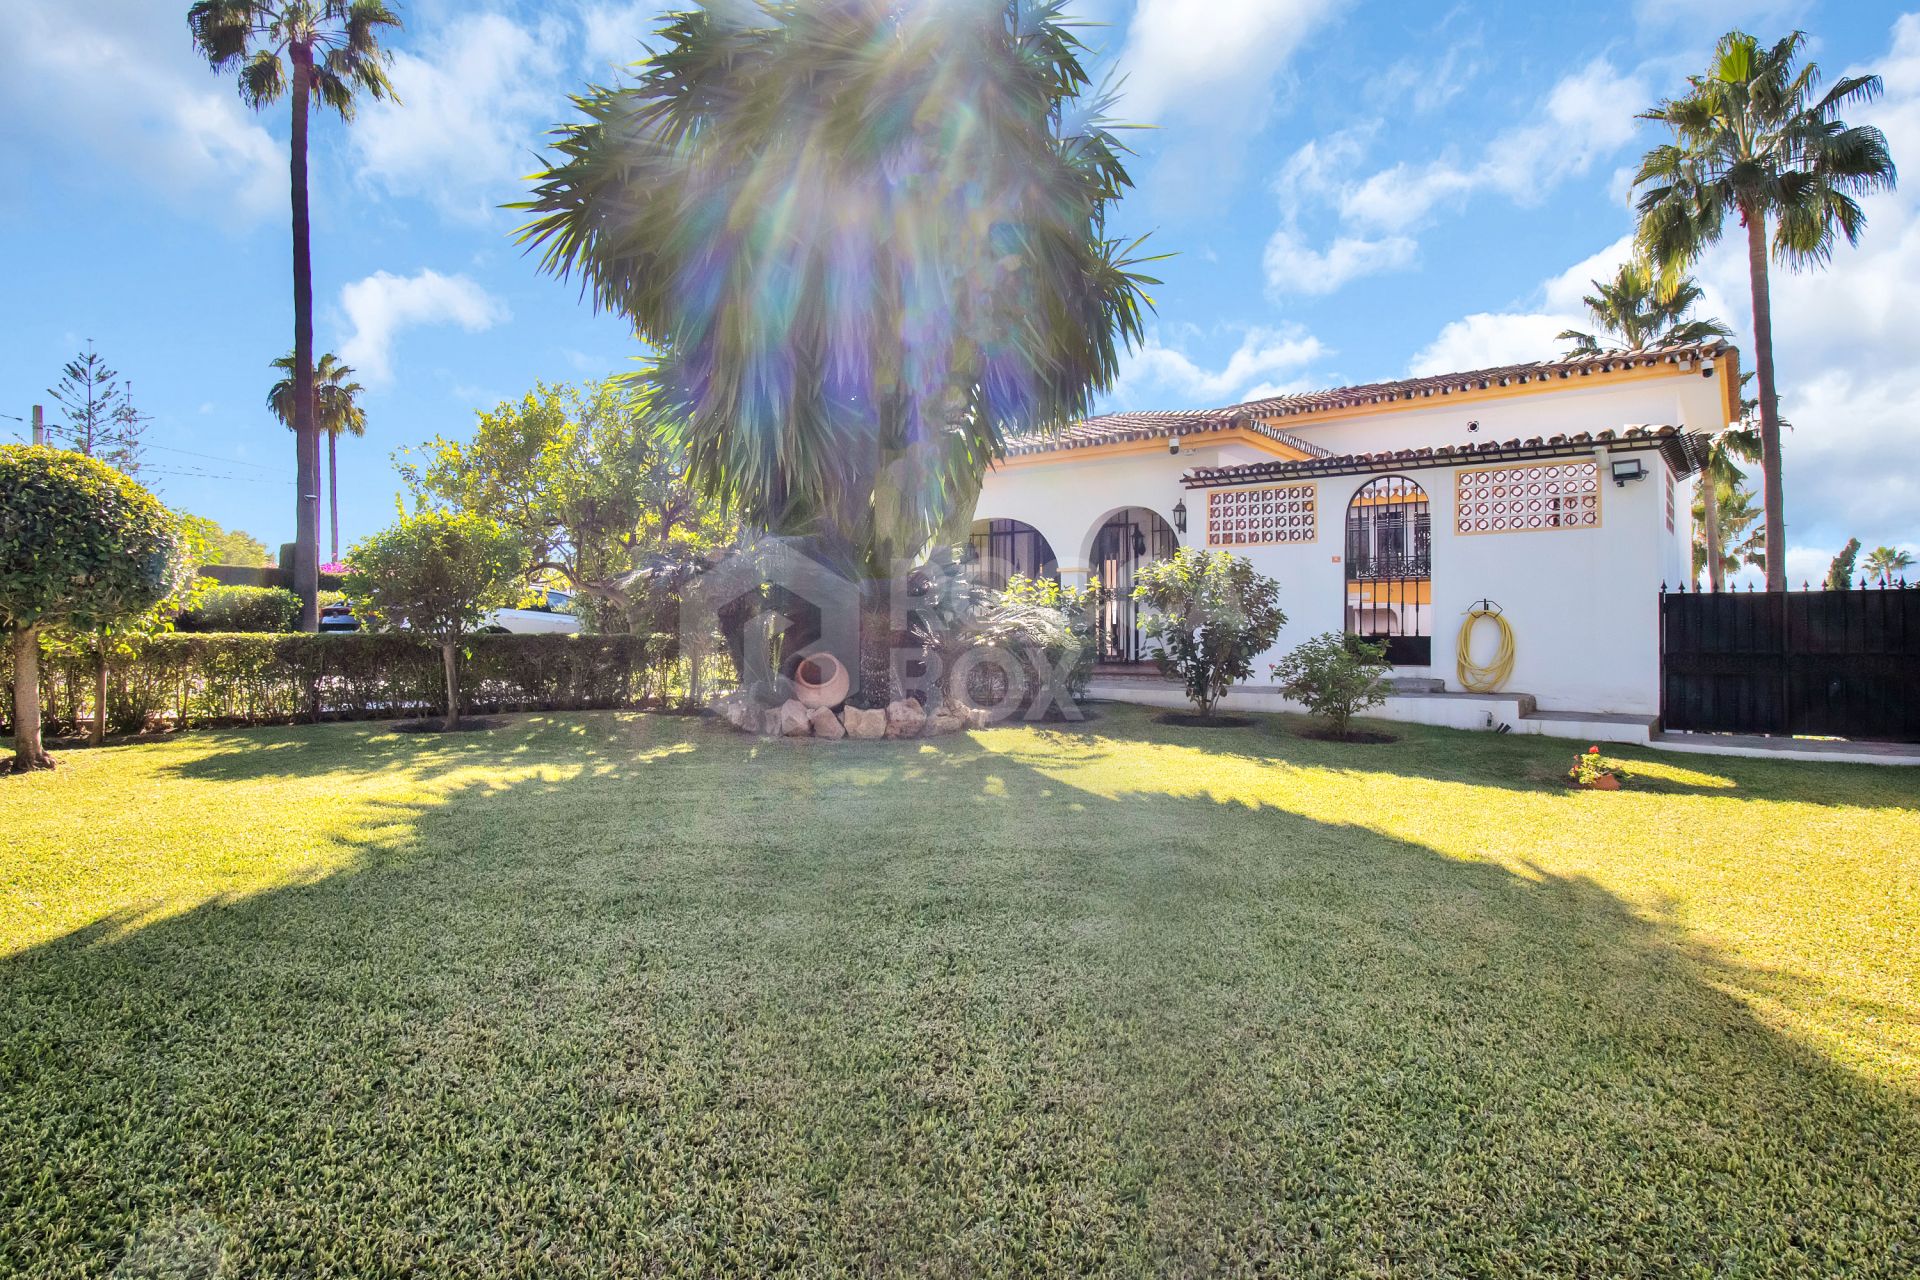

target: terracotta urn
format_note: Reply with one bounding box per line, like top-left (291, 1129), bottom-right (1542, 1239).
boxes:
top-left (1586, 773), bottom-right (1621, 791)
top-left (791, 652), bottom-right (850, 710)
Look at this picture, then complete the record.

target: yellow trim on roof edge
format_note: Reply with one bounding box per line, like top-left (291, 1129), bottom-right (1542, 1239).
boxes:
top-left (992, 427), bottom-right (1312, 470)
top-left (1248, 355), bottom-right (1736, 434)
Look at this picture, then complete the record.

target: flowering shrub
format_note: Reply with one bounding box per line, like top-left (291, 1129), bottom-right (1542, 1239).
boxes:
top-left (1567, 746), bottom-right (1625, 788)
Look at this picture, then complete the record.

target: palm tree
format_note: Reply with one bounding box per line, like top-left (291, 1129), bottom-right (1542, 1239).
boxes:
top-left (515, 1), bottom-right (1158, 703)
top-left (269, 351), bottom-right (366, 563)
top-left (1864, 546), bottom-right (1914, 584)
top-left (1556, 258), bottom-right (1732, 355)
top-left (1692, 480), bottom-right (1766, 586)
top-left (1635, 29), bottom-right (1897, 591)
top-left (189, 0), bottom-right (400, 628)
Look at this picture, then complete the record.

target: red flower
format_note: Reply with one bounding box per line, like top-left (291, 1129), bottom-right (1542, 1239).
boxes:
top-left (1587, 746), bottom-right (1600, 754)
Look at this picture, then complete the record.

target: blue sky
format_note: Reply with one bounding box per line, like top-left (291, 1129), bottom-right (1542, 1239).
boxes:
top-left (3, 0), bottom-right (1915, 583)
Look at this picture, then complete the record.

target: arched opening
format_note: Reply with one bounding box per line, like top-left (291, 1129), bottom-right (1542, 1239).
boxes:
top-left (1089, 506), bottom-right (1179, 664)
top-left (1345, 476), bottom-right (1432, 666)
top-left (967, 519), bottom-right (1059, 591)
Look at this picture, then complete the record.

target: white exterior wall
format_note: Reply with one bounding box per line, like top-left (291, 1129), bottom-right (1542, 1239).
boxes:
top-left (1211, 452), bottom-right (1671, 715)
top-left (973, 367), bottom-right (1724, 718)
top-left (1270, 364), bottom-right (1733, 457)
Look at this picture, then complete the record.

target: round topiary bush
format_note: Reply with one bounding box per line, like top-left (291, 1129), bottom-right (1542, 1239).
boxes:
top-left (1, 446), bottom-right (183, 771)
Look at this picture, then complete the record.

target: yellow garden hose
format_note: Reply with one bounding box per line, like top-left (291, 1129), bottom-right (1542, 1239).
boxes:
top-left (1457, 607), bottom-right (1516, 693)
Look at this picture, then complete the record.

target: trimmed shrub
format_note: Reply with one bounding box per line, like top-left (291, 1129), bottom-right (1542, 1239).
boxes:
top-left (176, 584), bottom-right (302, 633)
top-left (2, 632), bottom-right (720, 736)
top-left (1271, 633), bottom-right (1391, 739)
top-left (1133, 549), bottom-right (1286, 718)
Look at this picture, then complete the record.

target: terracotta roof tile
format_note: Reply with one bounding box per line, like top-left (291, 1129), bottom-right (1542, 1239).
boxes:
top-left (1181, 425), bottom-right (1711, 487)
top-left (1000, 339), bottom-right (1733, 460)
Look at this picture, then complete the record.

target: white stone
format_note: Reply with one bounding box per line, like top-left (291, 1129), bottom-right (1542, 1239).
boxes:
top-left (884, 699), bottom-right (927, 738)
top-left (842, 706), bottom-right (886, 739)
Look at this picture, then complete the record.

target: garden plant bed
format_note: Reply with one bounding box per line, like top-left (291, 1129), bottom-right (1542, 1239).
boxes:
top-left (2, 704), bottom-right (1916, 1275)
top-left (1155, 711), bottom-right (1254, 728)
top-left (1298, 726), bottom-right (1400, 744)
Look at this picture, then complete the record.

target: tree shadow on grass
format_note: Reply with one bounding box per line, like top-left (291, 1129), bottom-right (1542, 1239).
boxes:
top-left (1081, 700), bottom-right (1920, 809)
top-left (5, 713), bottom-right (1916, 1275)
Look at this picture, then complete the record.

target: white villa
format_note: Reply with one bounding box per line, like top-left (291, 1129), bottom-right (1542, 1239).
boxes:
top-left (970, 340), bottom-right (1741, 743)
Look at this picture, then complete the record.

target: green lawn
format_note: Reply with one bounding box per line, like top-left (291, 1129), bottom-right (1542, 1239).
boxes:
top-left (2, 706), bottom-right (1916, 1277)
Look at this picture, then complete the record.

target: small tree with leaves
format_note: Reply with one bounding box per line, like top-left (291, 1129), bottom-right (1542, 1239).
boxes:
top-left (343, 512), bottom-right (523, 731)
top-left (1, 446), bottom-right (183, 771)
top-left (1272, 633), bottom-right (1393, 740)
top-left (1133, 549), bottom-right (1286, 719)
top-left (1824, 538), bottom-right (1862, 590)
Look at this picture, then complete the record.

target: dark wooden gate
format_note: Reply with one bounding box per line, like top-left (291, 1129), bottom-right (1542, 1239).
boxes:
top-left (1660, 586), bottom-right (1920, 742)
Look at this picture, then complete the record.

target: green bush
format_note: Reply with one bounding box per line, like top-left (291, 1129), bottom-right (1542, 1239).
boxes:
top-left (1271, 633), bottom-right (1392, 739)
top-left (945, 575), bottom-right (1098, 718)
top-left (1133, 549), bottom-right (1286, 718)
top-left (176, 584), bottom-right (302, 633)
top-left (1, 632), bottom-right (720, 736)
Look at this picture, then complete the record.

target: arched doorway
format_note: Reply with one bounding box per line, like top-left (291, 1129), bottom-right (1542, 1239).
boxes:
top-left (967, 519), bottom-right (1059, 591)
top-left (1091, 507), bottom-right (1179, 664)
top-left (1344, 476), bottom-right (1431, 666)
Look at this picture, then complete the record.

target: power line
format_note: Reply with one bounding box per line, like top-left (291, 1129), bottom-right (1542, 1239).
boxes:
top-left (142, 440), bottom-right (282, 471)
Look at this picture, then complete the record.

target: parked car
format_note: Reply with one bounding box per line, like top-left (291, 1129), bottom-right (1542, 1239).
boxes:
top-left (317, 602), bottom-right (360, 633)
top-left (480, 590), bottom-right (582, 635)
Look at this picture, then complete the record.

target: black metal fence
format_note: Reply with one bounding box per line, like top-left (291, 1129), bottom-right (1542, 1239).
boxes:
top-left (1660, 583), bottom-right (1920, 742)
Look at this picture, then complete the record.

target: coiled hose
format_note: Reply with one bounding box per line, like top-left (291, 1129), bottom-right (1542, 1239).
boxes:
top-left (1457, 608), bottom-right (1516, 693)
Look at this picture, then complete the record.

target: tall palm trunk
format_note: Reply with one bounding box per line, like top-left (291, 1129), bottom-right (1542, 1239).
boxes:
top-left (10, 626), bottom-right (51, 773)
top-left (1743, 211), bottom-right (1787, 592)
top-left (290, 41), bottom-right (321, 631)
top-left (328, 429), bottom-right (340, 564)
top-left (1701, 477), bottom-right (1724, 591)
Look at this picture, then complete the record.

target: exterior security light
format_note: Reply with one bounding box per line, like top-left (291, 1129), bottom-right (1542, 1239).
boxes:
top-left (1172, 497), bottom-right (1188, 535)
top-left (1611, 458), bottom-right (1647, 487)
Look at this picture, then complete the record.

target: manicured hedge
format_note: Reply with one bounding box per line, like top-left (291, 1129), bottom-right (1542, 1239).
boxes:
top-left (175, 584), bottom-right (302, 633)
top-left (4, 632), bottom-right (722, 735)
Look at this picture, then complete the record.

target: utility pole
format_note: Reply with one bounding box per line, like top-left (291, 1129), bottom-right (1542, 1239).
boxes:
top-left (31, 404), bottom-right (44, 445)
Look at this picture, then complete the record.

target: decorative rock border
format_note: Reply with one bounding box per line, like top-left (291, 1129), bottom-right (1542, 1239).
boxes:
top-left (718, 692), bottom-right (990, 740)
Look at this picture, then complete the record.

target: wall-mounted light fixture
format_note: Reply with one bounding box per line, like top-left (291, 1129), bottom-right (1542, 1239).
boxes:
top-left (1610, 457), bottom-right (1648, 487)
top-left (1172, 497), bottom-right (1188, 535)
top-left (1168, 433), bottom-right (1182, 455)
top-left (1132, 526), bottom-right (1147, 558)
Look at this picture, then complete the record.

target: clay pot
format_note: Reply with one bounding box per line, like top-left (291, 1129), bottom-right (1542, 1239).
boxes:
top-left (1586, 773), bottom-right (1621, 791)
top-left (791, 652), bottom-right (850, 709)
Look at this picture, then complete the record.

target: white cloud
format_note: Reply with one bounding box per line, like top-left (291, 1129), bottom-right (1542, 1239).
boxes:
top-left (1110, 325), bottom-right (1330, 407)
top-left (337, 270), bottom-right (509, 386)
top-left (0, 0), bottom-right (281, 217)
top-left (1369, 34), bottom-right (1484, 115)
top-left (580, 3), bottom-right (667, 74)
top-left (1116, 0), bottom-right (1348, 126)
top-left (352, 12), bottom-right (568, 221)
top-left (1264, 229), bottom-right (1418, 295)
top-left (1406, 314), bottom-right (1576, 378)
top-left (1404, 236), bottom-right (1640, 375)
top-left (1344, 59), bottom-right (1646, 233)
top-left (1270, 60), bottom-right (1646, 290)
